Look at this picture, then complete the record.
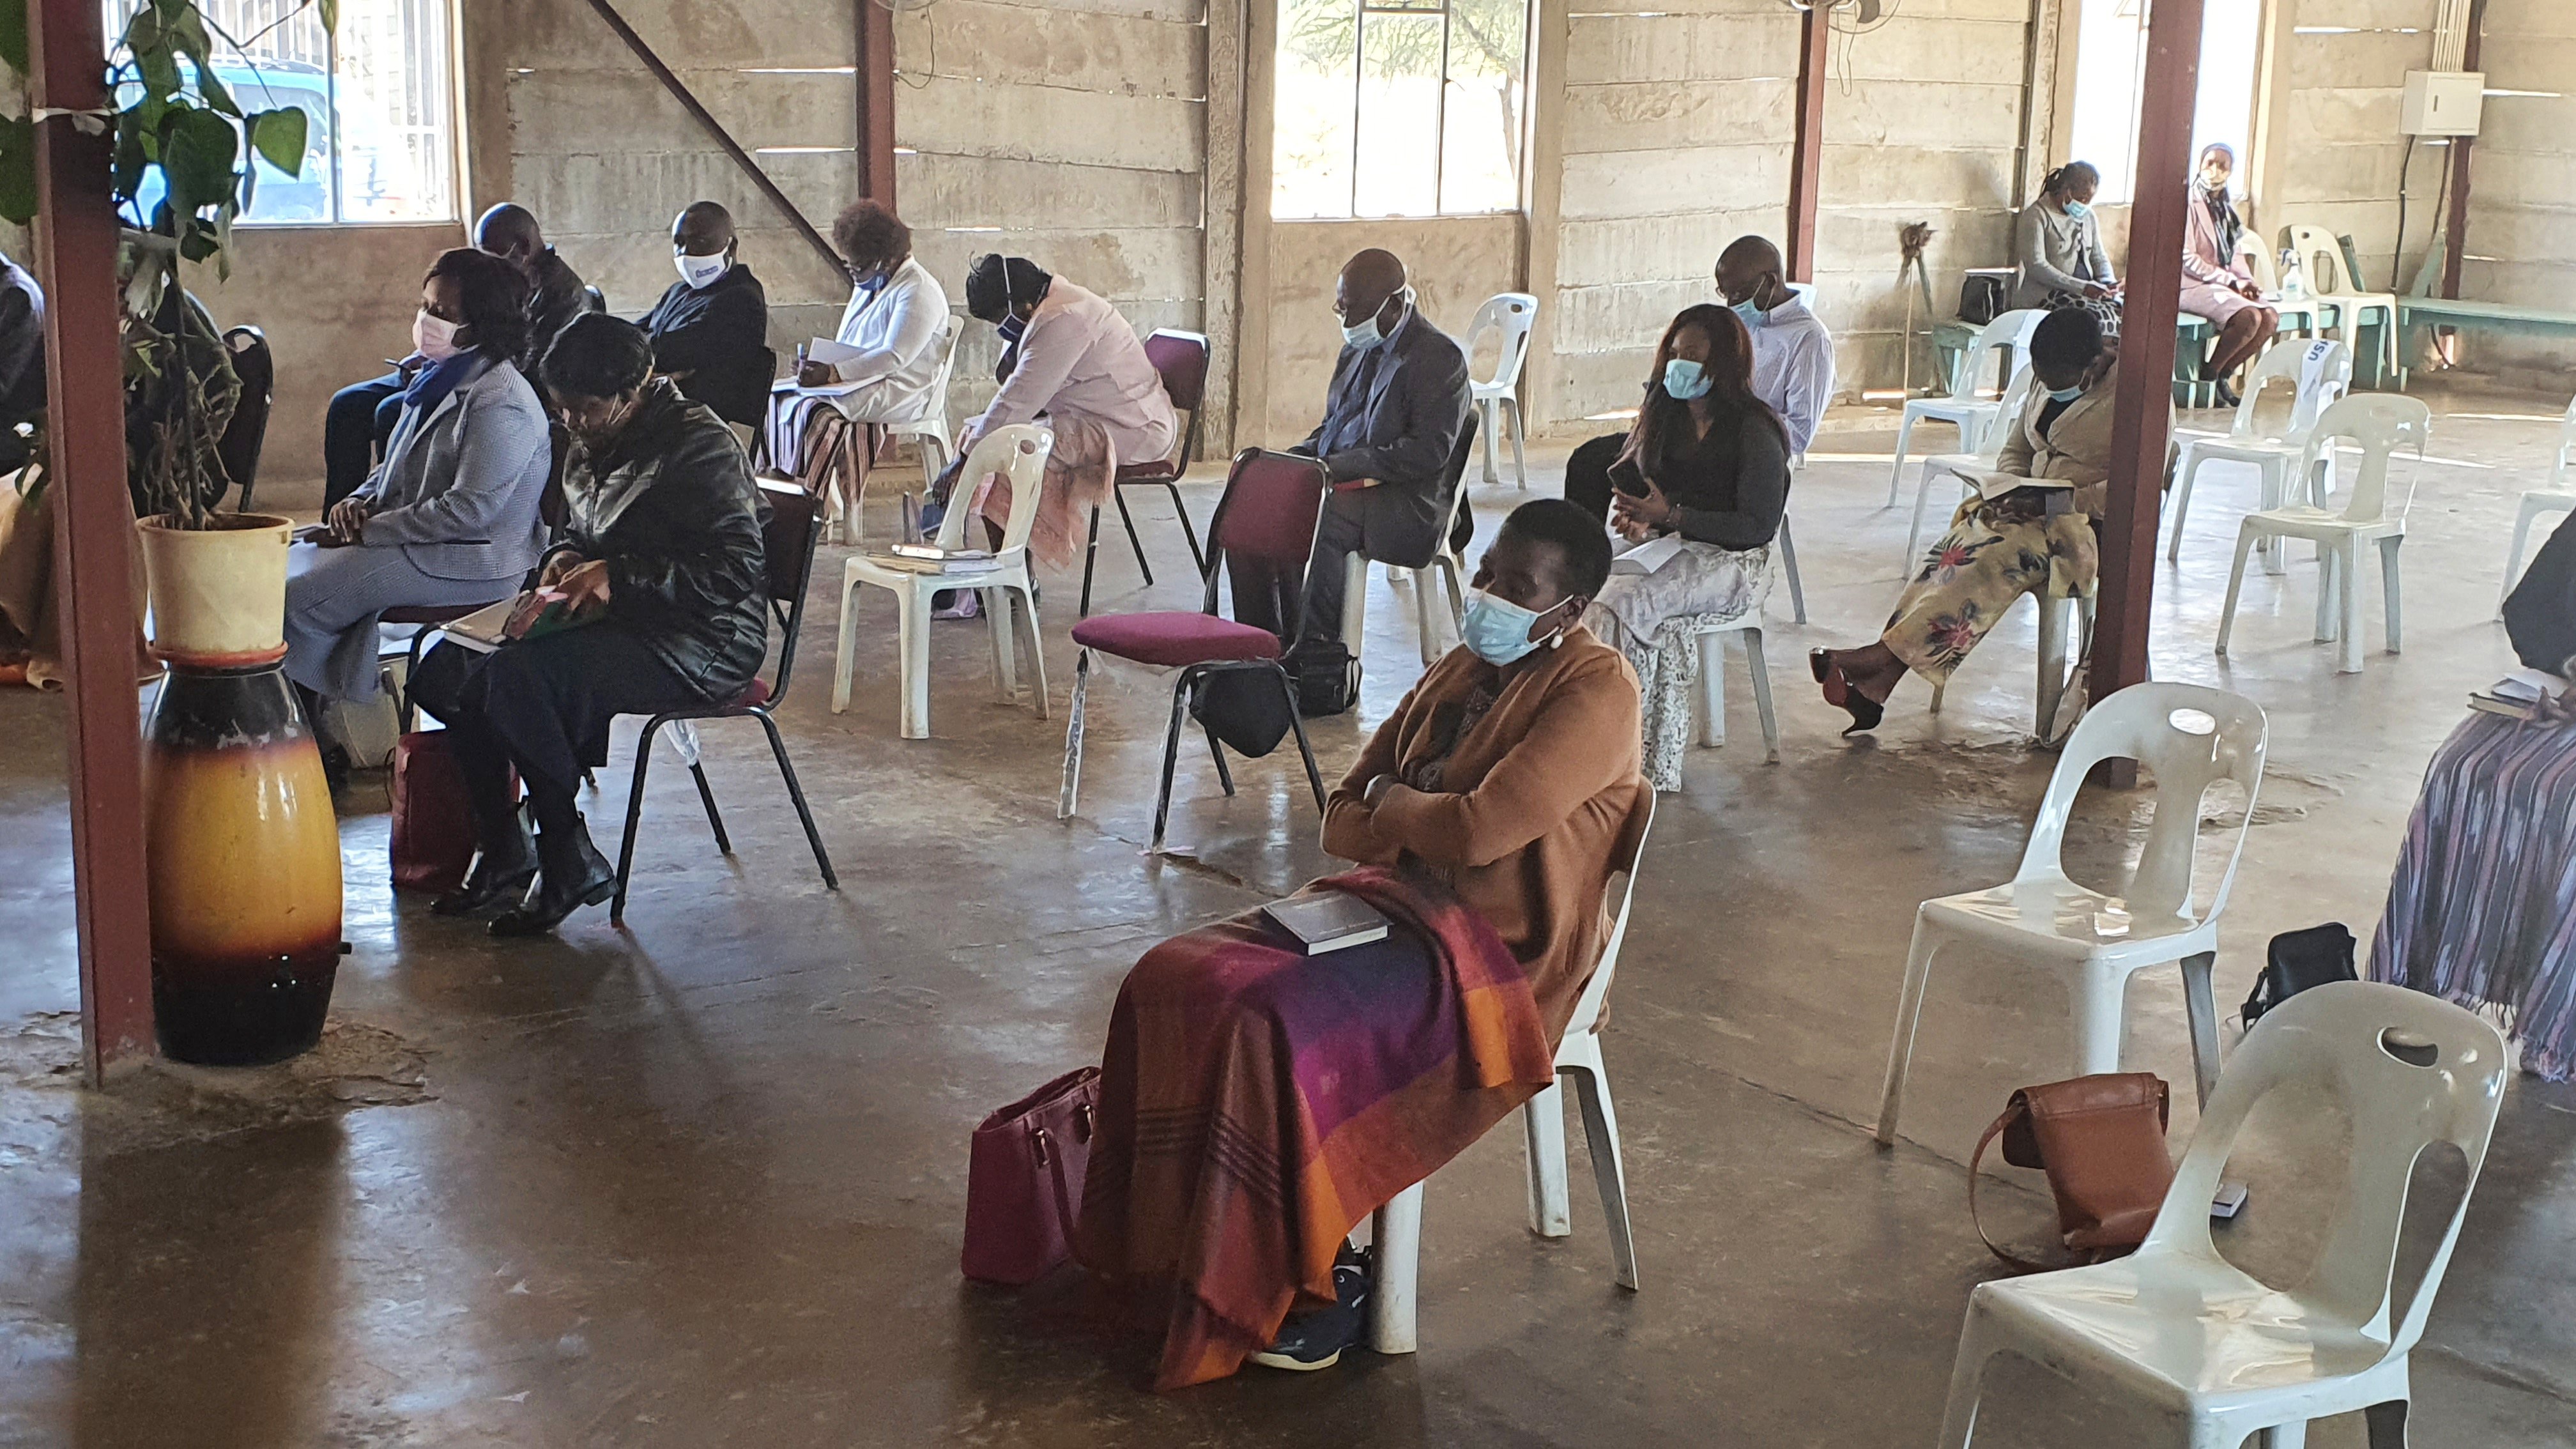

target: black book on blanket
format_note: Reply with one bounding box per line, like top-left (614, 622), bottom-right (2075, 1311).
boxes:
top-left (1263, 893), bottom-right (1391, 956)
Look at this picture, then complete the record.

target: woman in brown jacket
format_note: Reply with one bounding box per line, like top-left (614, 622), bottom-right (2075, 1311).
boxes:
top-left (1811, 309), bottom-right (2145, 733)
top-left (1324, 498), bottom-right (1652, 1040)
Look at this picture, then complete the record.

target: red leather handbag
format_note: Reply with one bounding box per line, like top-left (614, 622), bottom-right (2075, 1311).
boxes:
top-left (961, 1066), bottom-right (1101, 1285)
top-left (389, 731), bottom-right (475, 894)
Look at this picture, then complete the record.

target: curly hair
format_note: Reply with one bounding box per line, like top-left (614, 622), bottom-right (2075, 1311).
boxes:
top-left (832, 200), bottom-right (912, 271)
top-left (424, 247), bottom-right (532, 367)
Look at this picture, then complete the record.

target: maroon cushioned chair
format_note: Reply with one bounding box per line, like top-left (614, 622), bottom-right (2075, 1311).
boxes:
top-left (1078, 328), bottom-right (1211, 617)
top-left (1058, 448), bottom-right (1329, 855)
top-left (610, 477), bottom-right (839, 922)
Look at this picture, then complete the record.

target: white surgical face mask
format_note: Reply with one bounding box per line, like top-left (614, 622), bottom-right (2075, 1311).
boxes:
top-left (1340, 286), bottom-right (1413, 351)
top-left (676, 249), bottom-right (731, 290)
top-left (413, 309), bottom-right (463, 362)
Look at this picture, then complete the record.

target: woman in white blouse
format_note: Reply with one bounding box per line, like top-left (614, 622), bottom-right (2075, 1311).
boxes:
top-left (941, 254), bottom-right (1177, 570)
top-left (762, 201), bottom-right (952, 481)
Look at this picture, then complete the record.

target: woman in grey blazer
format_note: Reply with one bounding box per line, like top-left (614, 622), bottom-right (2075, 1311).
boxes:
top-left (2014, 161), bottom-right (2120, 330)
top-left (283, 249), bottom-right (554, 714)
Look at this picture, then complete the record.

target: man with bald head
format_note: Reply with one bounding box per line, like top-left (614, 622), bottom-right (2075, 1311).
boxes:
top-left (636, 201), bottom-right (771, 427)
top-left (1236, 248), bottom-right (1471, 659)
top-left (475, 202), bottom-right (594, 355)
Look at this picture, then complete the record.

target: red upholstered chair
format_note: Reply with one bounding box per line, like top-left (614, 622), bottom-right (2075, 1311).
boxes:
top-left (1078, 328), bottom-right (1212, 617)
top-left (1058, 449), bottom-right (1330, 855)
top-left (610, 477), bottom-right (839, 922)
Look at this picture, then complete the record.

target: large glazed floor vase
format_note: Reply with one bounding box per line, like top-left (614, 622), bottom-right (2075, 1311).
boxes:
top-left (143, 662), bottom-right (344, 1065)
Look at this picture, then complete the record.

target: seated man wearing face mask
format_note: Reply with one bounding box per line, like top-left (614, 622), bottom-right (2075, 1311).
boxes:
top-left (638, 200), bottom-right (773, 428)
top-left (1232, 248), bottom-right (1471, 648)
top-left (282, 249), bottom-right (553, 775)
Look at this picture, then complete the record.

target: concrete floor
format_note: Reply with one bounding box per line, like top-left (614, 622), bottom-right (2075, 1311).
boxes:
top-left (3, 383), bottom-right (2573, 1448)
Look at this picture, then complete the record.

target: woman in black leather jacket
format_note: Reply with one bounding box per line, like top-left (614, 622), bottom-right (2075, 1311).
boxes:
top-left (411, 314), bottom-right (769, 936)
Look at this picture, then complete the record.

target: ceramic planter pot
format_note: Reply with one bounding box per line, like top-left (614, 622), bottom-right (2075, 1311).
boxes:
top-left (135, 512), bottom-right (292, 668)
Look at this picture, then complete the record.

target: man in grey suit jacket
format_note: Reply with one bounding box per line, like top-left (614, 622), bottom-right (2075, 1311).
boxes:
top-left (1235, 249), bottom-right (1472, 647)
top-left (284, 249), bottom-right (555, 715)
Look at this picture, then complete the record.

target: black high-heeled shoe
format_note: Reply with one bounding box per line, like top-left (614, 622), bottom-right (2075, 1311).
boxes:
top-left (1811, 648), bottom-right (1885, 737)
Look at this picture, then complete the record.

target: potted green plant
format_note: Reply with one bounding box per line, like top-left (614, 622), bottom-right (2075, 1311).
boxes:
top-left (1, 0), bottom-right (331, 663)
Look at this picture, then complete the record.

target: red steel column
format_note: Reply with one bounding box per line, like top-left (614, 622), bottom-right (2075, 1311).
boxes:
top-left (2088, 0), bottom-right (2205, 706)
top-left (30, 0), bottom-right (156, 1078)
top-left (2440, 0), bottom-right (2487, 303)
top-left (855, 0), bottom-right (898, 209)
top-left (1786, 3), bottom-right (1830, 282)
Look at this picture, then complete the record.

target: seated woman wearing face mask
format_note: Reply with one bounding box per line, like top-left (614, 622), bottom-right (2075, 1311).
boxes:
top-left (406, 315), bottom-right (769, 937)
top-left (1567, 303), bottom-right (1790, 792)
top-left (2015, 160), bottom-right (2122, 338)
top-left (1076, 500), bottom-right (1647, 1388)
top-left (1809, 309), bottom-right (2149, 734)
top-left (934, 254), bottom-right (1176, 570)
top-left (283, 248), bottom-right (551, 767)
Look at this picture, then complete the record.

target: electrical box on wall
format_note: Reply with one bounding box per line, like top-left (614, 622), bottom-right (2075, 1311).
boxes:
top-left (2402, 71), bottom-right (2486, 136)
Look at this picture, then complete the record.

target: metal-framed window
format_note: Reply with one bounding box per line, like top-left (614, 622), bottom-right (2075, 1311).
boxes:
top-left (1271, 0), bottom-right (1531, 220)
top-left (2066, 0), bottom-right (2263, 205)
top-left (103, 0), bottom-right (459, 224)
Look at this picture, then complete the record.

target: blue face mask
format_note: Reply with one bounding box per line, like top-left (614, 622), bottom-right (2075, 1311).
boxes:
top-left (1733, 299), bottom-right (1767, 328)
top-left (855, 265), bottom-right (891, 295)
top-left (1459, 589), bottom-right (1567, 666)
top-left (2064, 200), bottom-right (2092, 222)
top-left (997, 313), bottom-right (1026, 344)
top-left (2046, 383), bottom-right (2086, 403)
top-left (1662, 358), bottom-right (1713, 401)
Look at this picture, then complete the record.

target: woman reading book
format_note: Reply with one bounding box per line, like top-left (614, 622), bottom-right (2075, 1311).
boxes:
top-left (1075, 500), bottom-right (1648, 1386)
top-left (408, 314), bottom-right (769, 936)
top-left (1809, 308), bottom-right (2152, 734)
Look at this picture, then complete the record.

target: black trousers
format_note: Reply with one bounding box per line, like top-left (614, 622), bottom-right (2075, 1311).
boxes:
top-left (1229, 484), bottom-right (1471, 647)
top-left (1562, 431), bottom-right (1641, 524)
top-left (325, 371), bottom-right (406, 509)
top-left (411, 629), bottom-right (705, 834)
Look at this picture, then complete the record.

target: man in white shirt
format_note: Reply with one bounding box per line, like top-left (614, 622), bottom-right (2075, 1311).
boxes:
top-left (763, 200), bottom-right (952, 473)
top-left (1714, 234), bottom-right (1835, 458)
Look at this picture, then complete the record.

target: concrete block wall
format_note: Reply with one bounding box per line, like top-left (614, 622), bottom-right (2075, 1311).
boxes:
top-left (1534, 0), bottom-right (1799, 429)
top-left (2271, 0), bottom-right (2438, 297)
top-left (1815, 0), bottom-right (2034, 397)
top-left (2460, 0), bottom-right (2576, 382)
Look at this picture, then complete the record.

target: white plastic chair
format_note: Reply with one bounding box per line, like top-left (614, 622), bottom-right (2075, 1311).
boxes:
top-left (2284, 224), bottom-right (2400, 384)
top-left (2500, 394), bottom-right (2576, 612)
top-left (1900, 366), bottom-right (2039, 573)
top-left (2214, 394), bottom-right (2432, 675)
top-left (1937, 980), bottom-right (2509, 1449)
top-left (1777, 457), bottom-right (1808, 625)
top-left (882, 325), bottom-right (961, 492)
top-left (1370, 792), bottom-right (1654, 1355)
top-left (1465, 293), bottom-right (1538, 489)
top-left (1690, 613), bottom-right (1779, 761)
top-left (2167, 338), bottom-right (2350, 572)
top-left (1888, 309), bottom-right (2044, 506)
top-left (1876, 682), bottom-right (2267, 1147)
top-left (829, 423), bottom-right (1052, 738)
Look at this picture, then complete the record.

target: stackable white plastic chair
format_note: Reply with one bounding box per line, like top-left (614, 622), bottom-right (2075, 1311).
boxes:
top-left (2285, 224), bottom-right (2400, 383)
top-left (2214, 394), bottom-right (2431, 675)
top-left (1776, 458), bottom-right (1808, 624)
top-left (2500, 394), bottom-right (2576, 611)
top-left (1900, 366), bottom-right (2039, 573)
top-left (1465, 293), bottom-right (1538, 489)
top-left (1888, 309), bottom-right (2044, 505)
top-left (882, 325), bottom-right (962, 490)
top-left (1876, 682), bottom-right (2266, 1147)
top-left (830, 423), bottom-right (1052, 738)
top-left (1342, 419), bottom-right (1480, 667)
top-left (1371, 792), bottom-right (1654, 1355)
top-left (1936, 981), bottom-right (2509, 1449)
top-left (2166, 337), bottom-right (2350, 571)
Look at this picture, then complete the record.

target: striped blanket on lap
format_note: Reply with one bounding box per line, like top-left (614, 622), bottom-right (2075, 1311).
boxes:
top-left (1075, 867), bottom-right (1556, 1390)
top-left (2370, 711), bottom-right (2576, 1080)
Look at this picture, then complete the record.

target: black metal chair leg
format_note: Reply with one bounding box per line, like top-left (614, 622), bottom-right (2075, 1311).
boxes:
top-left (688, 760), bottom-right (732, 854)
top-left (756, 709), bottom-right (838, 889)
top-left (1079, 505), bottom-right (1104, 617)
top-left (1113, 487), bottom-right (1153, 586)
top-left (1204, 721), bottom-right (1234, 796)
top-left (1271, 662), bottom-right (1330, 811)
top-left (1149, 671), bottom-right (1195, 855)
top-left (612, 717), bottom-right (663, 923)
top-left (1158, 480), bottom-right (1206, 572)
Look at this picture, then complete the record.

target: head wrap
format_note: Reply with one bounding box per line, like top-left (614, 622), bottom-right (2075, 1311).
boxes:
top-left (965, 254), bottom-right (1054, 323)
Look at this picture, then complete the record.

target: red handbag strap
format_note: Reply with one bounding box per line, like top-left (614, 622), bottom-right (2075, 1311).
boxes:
top-left (1968, 1101), bottom-right (2052, 1275)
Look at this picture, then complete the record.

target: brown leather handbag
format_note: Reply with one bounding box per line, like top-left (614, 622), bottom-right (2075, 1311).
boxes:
top-left (1969, 1073), bottom-right (2174, 1271)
